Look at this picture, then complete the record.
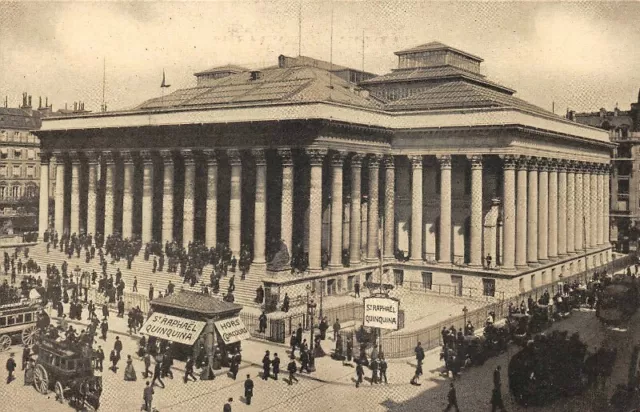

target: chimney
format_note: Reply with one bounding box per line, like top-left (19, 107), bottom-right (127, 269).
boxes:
top-left (22, 92), bottom-right (27, 108)
top-left (45, 97), bottom-right (48, 108)
top-left (569, 110), bottom-right (576, 122)
top-left (74, 102), bottom-right (78, 112)
top-left (278, 55), bottom-right (286, 68)
top-left (27, 95), bottom-right (32, 108)
top-left (65, 103), bottom-right (68, 110)
top-left (38, 96), bottom-right (42, 109)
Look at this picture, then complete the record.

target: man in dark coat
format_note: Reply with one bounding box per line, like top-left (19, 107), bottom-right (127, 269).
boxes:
top-left (244, 374), bottom-right (254, 405)
top-left (114, 336), bottom-right (123, 356)
top-left (493, 365), bottom-right (501, 388)
top-left (444, 382), bottom-right (460, 411)
top-left (287, 357), bottom-right (298, 385)
top-left (354, 280), bottom-right (360, 298)
top-left (109, 348), bottom-right (120, 372)
top-left (148, 284), bottom-right (154, 301)
top-left (282, 293), bottom-right (290, 313)
top-left (258, 312), bottom-right (267, 334)
top-left (101, 319), bottom-right (109, 340)
top-left (272, 353), bottom-right (280, 380)
top-left (151, 358), bottom-right (165, 388)
top-left (295, 324), bottom-right (303, 350)
top-left (491, 386), bottom-right (506, 412)
top-left (21, 345), bottom-right (30, 370)
top-left (95, 346), bottom-right (105, 371)
top-left (184, 356), bottom-right (197, 383)
top-left (6, 353), bottom-right (16, 384)
top-left (223, 398), bottom-right (233, 412)
top-left (355, 360), bottom-right (364, 388)
top-left (261, 351), bottom-right (271, 380)
top-left (143, 381), bottom-right (154, 412)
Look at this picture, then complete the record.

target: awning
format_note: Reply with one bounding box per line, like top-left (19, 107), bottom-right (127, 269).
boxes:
top-left (214, 317), bottom-right (250, 344)
top-left (141, 312), bottom-right (206, 346)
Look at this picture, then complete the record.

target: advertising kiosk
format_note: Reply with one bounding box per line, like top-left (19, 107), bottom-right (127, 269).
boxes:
top-left (142, 291), bottom-right (250, 374)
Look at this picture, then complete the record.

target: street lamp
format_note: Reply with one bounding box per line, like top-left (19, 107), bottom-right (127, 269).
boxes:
top-left (306, 284), bottom-right (317, 353)
top-left (462, 306), bottom-right (468, 330)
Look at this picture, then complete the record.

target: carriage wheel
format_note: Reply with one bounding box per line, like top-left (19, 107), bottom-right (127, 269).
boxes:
top-left (55, 381), bottom-right (65, 403)
top-left (0, 335), bottom-right (11, 352)
top-left (21, 326), bottom-right (37, 347)
top-left (33, 364), bottom-right (49, 394)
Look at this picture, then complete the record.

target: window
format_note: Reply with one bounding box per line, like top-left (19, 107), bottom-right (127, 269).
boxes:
top-left (0, 148), bottom-right (7, 159)
top-left (482, 278), bottom-right (496, 297)
top-left (12, 165), bottom-right (20, 177)
top-left (13, 149), bottom-right (21, 159)
top-left (16, 314), bottom-right (23, 324)
top-left (421, 272), bottom-right (432, 290)
top-left (7, 316), bottom-right (15, 325)
top-left (11, 186), bottom-right (20, 198)
top-left (531, 274), bottom-right (537, 290)
top-left (26, 166), bottom-right (34, 177)
top-left (27, 149), bottom-right (35, 160)
top-left (0, 166), bottom-right (6, 177)
top-left (519, 278), bottom-right (524, 293)
top-left (393, 269), bottom-right (404, 286)
top-left (0, 317), bottom-right (5, 326)
top-left (24, 313), bottom-right (32, 322)
top-left (0, 187), bottom-right (5, 198)
top-left (0, 131), bottom-right (6, 141)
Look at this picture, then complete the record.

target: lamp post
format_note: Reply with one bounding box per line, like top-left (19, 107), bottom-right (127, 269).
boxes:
top-left (462, 306), bottom-right (468, 329)
top-left (306, 284), bottom-right (317, 353)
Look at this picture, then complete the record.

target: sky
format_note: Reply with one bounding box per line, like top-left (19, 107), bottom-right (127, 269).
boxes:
top-left (1, 1), bottom-right (639, 114)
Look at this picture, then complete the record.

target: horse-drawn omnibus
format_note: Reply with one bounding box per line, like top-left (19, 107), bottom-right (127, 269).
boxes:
top-left (0, 300), bottom-right (40, 351)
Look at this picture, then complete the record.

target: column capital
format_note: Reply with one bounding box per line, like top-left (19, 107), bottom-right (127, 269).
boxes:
top-left (330, 151), bottom-right (348, 167)
top-left (140, 150), bottom-right (154, 165)
top-left (526, 156), bottom-right (539, 170)
top-left (501, 154), bottom-right (517, 170)
top-left (181, 149), bottom-right (196, 165)
top-left (547, 159), bottom-right (560, 172)
top-left (102, 151), bottom-right (115, 165)
top-left (52, 151), bottom-right (65, 164)
top-left (277, 147), bottom-right (294, 166)
top-left (159, 150), bottom-right (173, 164)
top-left (85, 151), bottom-right (99, 164)
top-left (252, 148), bottom-right (267, 166)
top-left (556, 159), bottom-right (569, 172)
top-left (306, 148), bottom-right (327, 166)
top-left (382, 154), bottom-right (395, 169)
top-left (121, 151), bottom-right (134, 164)
top-left (227, 149), bottom-right (243, 166)
top-left (437, 154), bottom-right (452, 169)
top-left (599, 163), bottom-right (610, 174)
top-left (537, 158), bottom-right (549, 172)
top-left (467, 154), bottom-right (483, 169)
top-left (69, 151), bottom-right (81, 164)
top-left (516, 155), bottom-right (529, 170)
top-left (367, 153), bottom-right (383, 168)
top-left (40, 151), bottom-right (52, 165)
top-left (350, 152), bottom-right (365, 167)
top-left (409, 155), bottom-right (423, 168)
top-left (201, 149), bottom-right (217, 165)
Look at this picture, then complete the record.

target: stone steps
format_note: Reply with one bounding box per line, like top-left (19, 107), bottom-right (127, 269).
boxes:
top-left (28, 243), bottom-right (264, 307)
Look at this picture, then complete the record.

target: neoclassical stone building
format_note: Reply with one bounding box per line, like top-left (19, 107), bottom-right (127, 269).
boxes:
top-left (35, 42), bottom-right (613, 298)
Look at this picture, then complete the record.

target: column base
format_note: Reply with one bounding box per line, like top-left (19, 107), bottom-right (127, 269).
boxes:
top-left (527, 261), bottom-right (540, 267)
top-left (501, 265), bottom-right (517, 273)
top-left (437, 260), bottom-right (452, 265)
top-left (516, 264), bottom-right (529, 270)
top-left (328, 264), bottom-right (344, 271)
top-left (556, 253), bottom-right (568, 259)
top-left (538, 258), bottom-right (549, 264)
top-left (349, 260), bottom-right (363, 267)
top-left (251, 261), bottom-right (266, 269)
top-left (408, 259), bottom-right (424, 265)
top-left (309, 267), bottom-right (323, 274)
top-left (468, 264), bottom-right (483, 270)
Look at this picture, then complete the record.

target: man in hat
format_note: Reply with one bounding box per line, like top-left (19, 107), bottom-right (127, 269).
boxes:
top-left (244, 374), bottom-right (254, 405)
top-left (261, 351), bottom-right (271, 380)
top-left (143, 381), bottom-right (154, 412)
top-left (6, 352), bottom-right (16, 384)
top-left (223, 398), bottom-right (233, 412)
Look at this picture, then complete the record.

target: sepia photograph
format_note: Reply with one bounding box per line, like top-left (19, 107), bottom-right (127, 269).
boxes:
top-left (0, 1), bottom-right (639, 411)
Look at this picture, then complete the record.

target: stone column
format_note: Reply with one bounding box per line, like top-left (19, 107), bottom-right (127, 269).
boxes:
top-left (307, 148), bottom-right (327, 272)
top-left (548, 160), bottom-right (558, 259)
top-left (38, 152), bottom-right (50, 239)
top-left (604, 164), bottom-right (610, 244)
top-left (253, 149), bottom-right (267, 266)
top-left (103, 151), bottom-right (116, 240)
top-left (566, 162), bottom-right (576, 254)
top-left (437, 155), bottom-right (453, 264)
top-left (204, 150), bottom-right (218, 248)
top-left (383, 155), bottom-right (395, 261)
top-left (69, 151), bottom-right (81, 235)
top-left (121, 151), bottom-right (134, 239)
top-left (515, 157), bottom-right (528, 268)
top-left (53, 152), bottom-right (66, 235)
top-left (538, 159), bottom-right (549, 262)
top-left (329, 151), bottom-right (346, 269)
top-left (575, 163), bottom-right (584, 252)
top-left (410, 155), bottom-right (423, 263)
top-left (469, 155), bottom-right (483, 267)
top-left (141, 151), bottom-right (154, 244)
top-left (557, 161), bottom-right (568, 256)
top-left (349, 153), bottom-right (363, 265)
top-left (527, 158), bottom-right (538, 265)
top-left (582, 165), bottom-right (592, 249)
top-left (590, 166), bottom-right (598, 248)
top-left (278, 148), bottom-right (294, 258)
top-left (596, 165), bottom-right (604, 246)
top-left (160, 150), bottom-right (174, 243)
top-left (228, 149), bottom-right (243, 258)
top-left (502, 155), bottom-right (517, 270)
top-left (367, 154), bottom-right (382, 262)
top-left (182, 150), bottom-right (196, 248)
top-left (86, 151), bottom-right (99, 240)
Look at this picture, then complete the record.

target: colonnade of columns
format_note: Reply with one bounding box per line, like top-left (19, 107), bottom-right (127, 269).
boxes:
top-left (38, 149), bottom-right (611, 273)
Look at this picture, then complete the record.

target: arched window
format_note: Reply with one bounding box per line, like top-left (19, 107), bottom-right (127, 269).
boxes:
top-left (11, 186), bottom-right (20, 198)
top-left (0, 186), bottom-right (6, 199)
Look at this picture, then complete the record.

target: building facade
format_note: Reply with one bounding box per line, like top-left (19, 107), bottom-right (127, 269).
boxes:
top-left (35, 42), bottom-right (613, 299)
top-left (575, 92), bottom-right (640, 252)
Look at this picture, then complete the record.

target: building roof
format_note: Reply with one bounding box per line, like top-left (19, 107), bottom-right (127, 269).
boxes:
top-left (150, 290), bottom-right (242, 316)
top-left (0, 108), bottom-right (41, 130)
top-left (194, 64), bottom-right (249, 76)
top-left (137, 65), bottom-right (382, 110)
top-left (385, 80), bottom-right (555, 117)
top-left (394, 41), bottom-right (484, 62)
top-left (575, 111), bottom-right (633, 129)
top-left (360, 65), bottom-right (514, 94)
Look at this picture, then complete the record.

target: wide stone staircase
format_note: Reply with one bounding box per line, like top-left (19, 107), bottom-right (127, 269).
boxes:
top-left (25, 242), bottom-right (264, 307)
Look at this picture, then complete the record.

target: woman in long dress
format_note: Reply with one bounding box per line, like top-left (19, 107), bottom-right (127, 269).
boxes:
top-left (123, 355), bottom-right (137, 381)
top-left (24, 360), bottom-right (35, 385)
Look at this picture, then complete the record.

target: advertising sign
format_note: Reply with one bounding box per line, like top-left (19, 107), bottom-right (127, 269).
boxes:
top-left (363, 297), bottom-right (399, 330)
top-left (141, 313), bottom-right (206, 346)
top-left (214, 317), bottom-right (251, 344)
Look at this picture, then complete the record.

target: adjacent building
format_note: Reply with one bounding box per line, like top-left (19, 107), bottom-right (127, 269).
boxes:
top-left (35, 41), bottom-right (613, 300)
top-left (575, 92), bottom-right (640, 252)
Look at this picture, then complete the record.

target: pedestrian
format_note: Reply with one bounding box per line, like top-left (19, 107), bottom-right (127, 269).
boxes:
top-left (124, 355), bottom-right (138, 381)
top-left (151, 358), bottom-right (165, 388)
top-left (244, 374), bottom-right (254, 405)
top-left (21, 345), bottom-right (30, 370)
top-left (493, 365), bottom-right (501, 388)
top-left (262, 350), bottom-right (271, 380)
top-left (300, 350), bottom-right (310, 373)
top-left (95, 346), bottom-right (105, 371)
top-left (295, 324), bottom-right (303, 350)
top-left (289, 332), bottom-right (297, 357)
top-left (379, 355), bottom-right (388, 384)
top-left (410, 361), bottom-right (423, 385)
top-left (272, 353), bottom-right (280, 380)
top-left (110, 348), bottom-right (120, 372)
top-left (142, 381), bottom-right (154, 412)
top-left (229, 350), bottom-right (239, 380)
top-left (355, 360), bottom-right (364, 388)
top-left (133, 276), bottom-right (138, 292)
top-left (223, 397), bottom-right (233, 412)
top-left (370, 356), bottom-right (379, 384)
top-left (184, 356), bottom-right (197, 383)
top-left (114, 336), bottom-right (123, 356)
top-left (491, 386), bottom-right (506, 412)
top-left (354, 280), bottom-right (360, 297)
top-left (102, 303), bottom-right (109, 318)
top-left (287, 357), bottom-right (298, 385)
top-left (143, 352), bottom-right (151, 378)
top-left (444, 382), bottom-right (460, 412)
top-left (415, 342), bottom-right (425, 366)
top-left (346, 336), bottom-right (353, 364)
top-left (258, 311), bottom-right (267, 334)
top-left (6, 353), bottom-right (16, 384)
top-left (333, 318), bottom-right (341, 341)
